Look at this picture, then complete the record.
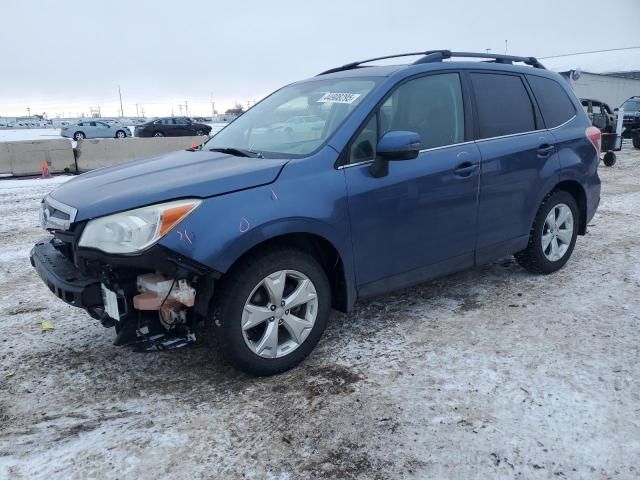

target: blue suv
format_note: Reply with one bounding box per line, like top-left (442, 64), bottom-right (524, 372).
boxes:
top-left (31, 51), bottom-right (601, 375)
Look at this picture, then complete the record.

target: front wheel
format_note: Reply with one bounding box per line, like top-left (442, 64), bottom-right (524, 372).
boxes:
top-left (633, 132), bottom-right (640, 149)
top-left (153, 131), bottom-right (164, 137)
top-left (215, 249), bottom-right (331, 376)
top-left (195, 129), bottom-right (205, 136)
top-left (115, 130), bottom-right (127, 139)
top-left (515, 191), bottom-right (579, 274)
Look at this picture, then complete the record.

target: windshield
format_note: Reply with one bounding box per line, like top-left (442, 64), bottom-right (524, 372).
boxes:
top-left (622, 100), bottom-right (640, 112)
top-left (205, 77), bottom-right (380, 157)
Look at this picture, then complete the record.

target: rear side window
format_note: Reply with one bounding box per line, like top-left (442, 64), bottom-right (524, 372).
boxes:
top-left (527, 75), bottom-right (576, 128)
top-left (471, 73), bottom-right (535, 138)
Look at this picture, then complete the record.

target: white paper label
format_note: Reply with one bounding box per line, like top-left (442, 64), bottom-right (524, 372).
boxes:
top-left (317, 92), bottom-right (361, 104)
top-left (101, 284), bottom-right (120, 320)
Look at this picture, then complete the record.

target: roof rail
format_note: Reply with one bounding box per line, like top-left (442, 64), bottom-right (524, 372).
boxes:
top-left (317, 50), bottom-right (545, 75)
top-left (317, 50), bottom-right (451, 75)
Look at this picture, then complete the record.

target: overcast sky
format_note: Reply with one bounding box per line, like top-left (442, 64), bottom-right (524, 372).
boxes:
top-left (1, 0), bottom-right (639, 118)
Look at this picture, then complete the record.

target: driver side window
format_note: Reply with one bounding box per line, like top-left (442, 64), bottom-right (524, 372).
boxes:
top-left (348, 73), bottom-right (465, 164)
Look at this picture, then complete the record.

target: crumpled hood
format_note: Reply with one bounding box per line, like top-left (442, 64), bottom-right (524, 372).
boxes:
top-left (50, 150), bottom-right (289, 221)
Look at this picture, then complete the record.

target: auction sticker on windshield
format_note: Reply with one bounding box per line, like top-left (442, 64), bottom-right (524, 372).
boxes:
top-left (317, 92), bottom-right (361, 104)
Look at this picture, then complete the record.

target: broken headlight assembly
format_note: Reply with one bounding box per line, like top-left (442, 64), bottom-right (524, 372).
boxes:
top-left (78, 199), bottom-right (201, 254)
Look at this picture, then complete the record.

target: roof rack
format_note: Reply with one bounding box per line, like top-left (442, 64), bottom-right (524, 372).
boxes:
top-left (317, 50), bottom-right (545, 75)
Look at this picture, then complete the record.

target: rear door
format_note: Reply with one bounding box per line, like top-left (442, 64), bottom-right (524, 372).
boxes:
top-left (344, 72), bottom-right (481, 295)
top-left (470, 71), bottom-right (560, 263)
top-left (85, 121), bottom-right (100, 138)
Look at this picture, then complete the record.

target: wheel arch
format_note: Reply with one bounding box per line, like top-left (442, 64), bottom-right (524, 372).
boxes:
top-left (222, 232), bottom-right (352, 313)
top-left (550, 180), bottom-right (588, 235)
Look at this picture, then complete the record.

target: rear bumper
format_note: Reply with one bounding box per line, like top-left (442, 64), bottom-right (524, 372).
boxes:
top-left (586, 182), bottom-right (601, 226)
top-left (30, 239), bottom-right (102, 309)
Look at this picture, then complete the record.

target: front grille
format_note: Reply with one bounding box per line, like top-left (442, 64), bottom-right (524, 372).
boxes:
top-left (41, 196), bottom-right (77, 231)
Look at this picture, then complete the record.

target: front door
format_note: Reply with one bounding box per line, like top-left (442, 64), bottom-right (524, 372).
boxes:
top-left (344, 72), bottom-right (480, 295)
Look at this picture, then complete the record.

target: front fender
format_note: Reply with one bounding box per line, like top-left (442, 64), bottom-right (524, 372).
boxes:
top-left (158, 149), bottom-right (356, 307)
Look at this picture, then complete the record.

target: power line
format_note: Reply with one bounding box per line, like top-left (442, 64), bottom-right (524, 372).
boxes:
top-left (539, 46), bottom-right (640, 59)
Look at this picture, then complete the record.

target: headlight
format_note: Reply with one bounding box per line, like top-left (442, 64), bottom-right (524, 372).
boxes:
top-left (78, 199), bottom-right (201, 254)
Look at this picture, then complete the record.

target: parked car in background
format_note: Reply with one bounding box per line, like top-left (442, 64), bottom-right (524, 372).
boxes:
top-left (581, 98), bottom-right (615, 133)
top-left (619, 96), bottom-right (640, 148)
top-left (134, 117), bottom-right (212, 137)
top-left (31, 50), bottom-right (600, 376)
top-left (61, 121), bottom-right (131, 141)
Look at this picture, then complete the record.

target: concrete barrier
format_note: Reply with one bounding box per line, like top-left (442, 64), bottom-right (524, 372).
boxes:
top-left (0, 139), bottom-right (76, 176)
top-left (75, 136), bottom-right (209, 172)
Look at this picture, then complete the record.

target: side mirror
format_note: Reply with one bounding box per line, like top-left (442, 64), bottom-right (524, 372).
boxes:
top-left (614, 108), bottom-right (619, 112)
top-left (370, 131), bottom-right (421, 178)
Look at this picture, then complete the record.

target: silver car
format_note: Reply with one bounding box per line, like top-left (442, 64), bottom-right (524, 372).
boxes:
top-left (61, 120), bottom-right (131, 141)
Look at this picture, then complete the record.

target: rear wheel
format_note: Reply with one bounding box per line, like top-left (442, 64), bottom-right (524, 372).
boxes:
top-left (515, 191), bottom-right (578, 274)
top-left (73, 131), bottom-right (85, 141)
top-left (153, 131), bottom-right (164, 137)
top-left (215, 249), bottom-right (330, 376)
top-left (195, 129), bottom-right (205, 136)
top-left (115, 130), bottom-right (127, 139)
top-left (632, 132), bottom-right (640, 149)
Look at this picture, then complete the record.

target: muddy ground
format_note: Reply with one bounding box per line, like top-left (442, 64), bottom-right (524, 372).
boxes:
top-left (1, 146), bottom-right (639, 479)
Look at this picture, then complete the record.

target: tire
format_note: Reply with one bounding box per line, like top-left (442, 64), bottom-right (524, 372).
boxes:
top-left (215, 248), bottom-right (331, 376)
top-left (153, 131), bottom-right (164, 137)
top-left (514, 190), bottom-right (579, 275)
top-left (74, 131), bottom-right (85, 141)
top-left (115, 130), bottom-right (127, 139)
top-left (195, 129), bottom-right (205, 136)
top-left (633, 133), bottom-right (640, 149)
top-left (603, 151), bottom-right (616, 167)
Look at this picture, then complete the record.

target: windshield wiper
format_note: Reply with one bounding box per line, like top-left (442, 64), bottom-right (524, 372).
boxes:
top-left (209, 147), bottom-right (263, 158)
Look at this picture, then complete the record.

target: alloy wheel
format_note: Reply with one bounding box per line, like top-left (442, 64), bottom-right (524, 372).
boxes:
top-left (241, 270), bottom-right (318, 358)
top-left (542, 203), bottom-right (574, 261)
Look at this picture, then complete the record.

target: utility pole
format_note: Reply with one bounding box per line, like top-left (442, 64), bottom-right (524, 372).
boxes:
top-left (118, 85), bottom-right (124, 117)
top-left (135, 104), bottom-right (140, 118)
top-left (485, 48), bottom-right (491, 53)
top-left (211, 93), bottom-right (215, 118)
top-left (505, 39), bottom-right (508, 54)
top-left (184, 100), bottom-right (189, 117)
top-left (178, 104), bottom-right (183, 116)
top-left (140, 106), bottom-right (145, 118)
top-left (27, 106), bottom-right (31, 118)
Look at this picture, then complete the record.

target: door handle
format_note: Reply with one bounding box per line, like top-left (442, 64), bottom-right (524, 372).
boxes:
top-left (537, 144), bottom-right (555, 158)
top-left (453, 161), bottom-right (479, 177)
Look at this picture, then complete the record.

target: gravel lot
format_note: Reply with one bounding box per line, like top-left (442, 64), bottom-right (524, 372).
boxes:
top-left (1, 145), bottom-right (639, 479)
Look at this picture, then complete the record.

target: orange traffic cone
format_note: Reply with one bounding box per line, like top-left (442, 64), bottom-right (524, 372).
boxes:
top-left (191, 139), bottom-right (198, 149)
top-left (40, 160), bottom-right (51, 179)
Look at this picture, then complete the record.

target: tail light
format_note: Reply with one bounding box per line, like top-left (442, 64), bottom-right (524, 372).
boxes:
top-left (586, 126), bottom-right (601, 158)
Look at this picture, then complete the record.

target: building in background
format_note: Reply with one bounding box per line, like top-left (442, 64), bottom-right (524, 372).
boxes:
top-left (544, 49), bottom-right (640, 108)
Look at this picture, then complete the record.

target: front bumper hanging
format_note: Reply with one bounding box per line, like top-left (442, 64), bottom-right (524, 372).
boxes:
top-left (30, 239), bottom-right (102, 309)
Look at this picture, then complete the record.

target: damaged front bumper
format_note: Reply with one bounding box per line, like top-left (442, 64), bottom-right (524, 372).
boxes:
top-left (30, 239), bottom-right (102, 310)
top-left (30, 237), bottom-right (217, 350)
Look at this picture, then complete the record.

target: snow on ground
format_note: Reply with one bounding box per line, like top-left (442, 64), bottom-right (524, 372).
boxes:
top-left (0, 146), bottom-right (639, 479)
top-left (0, 123), bottom-right (227, 143)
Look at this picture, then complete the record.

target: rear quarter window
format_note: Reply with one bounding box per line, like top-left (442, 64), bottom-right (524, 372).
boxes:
top-left (470, 73), bottom-right (536, 139)
top-left (526, 75), bottom-right (576, 128)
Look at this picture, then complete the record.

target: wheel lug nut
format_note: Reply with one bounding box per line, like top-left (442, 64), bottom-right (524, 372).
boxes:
top-left (269, 316), bottom-right (275, 322)
top-left (285, 310), bottom-right (289, 315)
top-left (270, 305), bottom-right (276, 311)
top-left (281, 300), bottom-right (285, 306)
